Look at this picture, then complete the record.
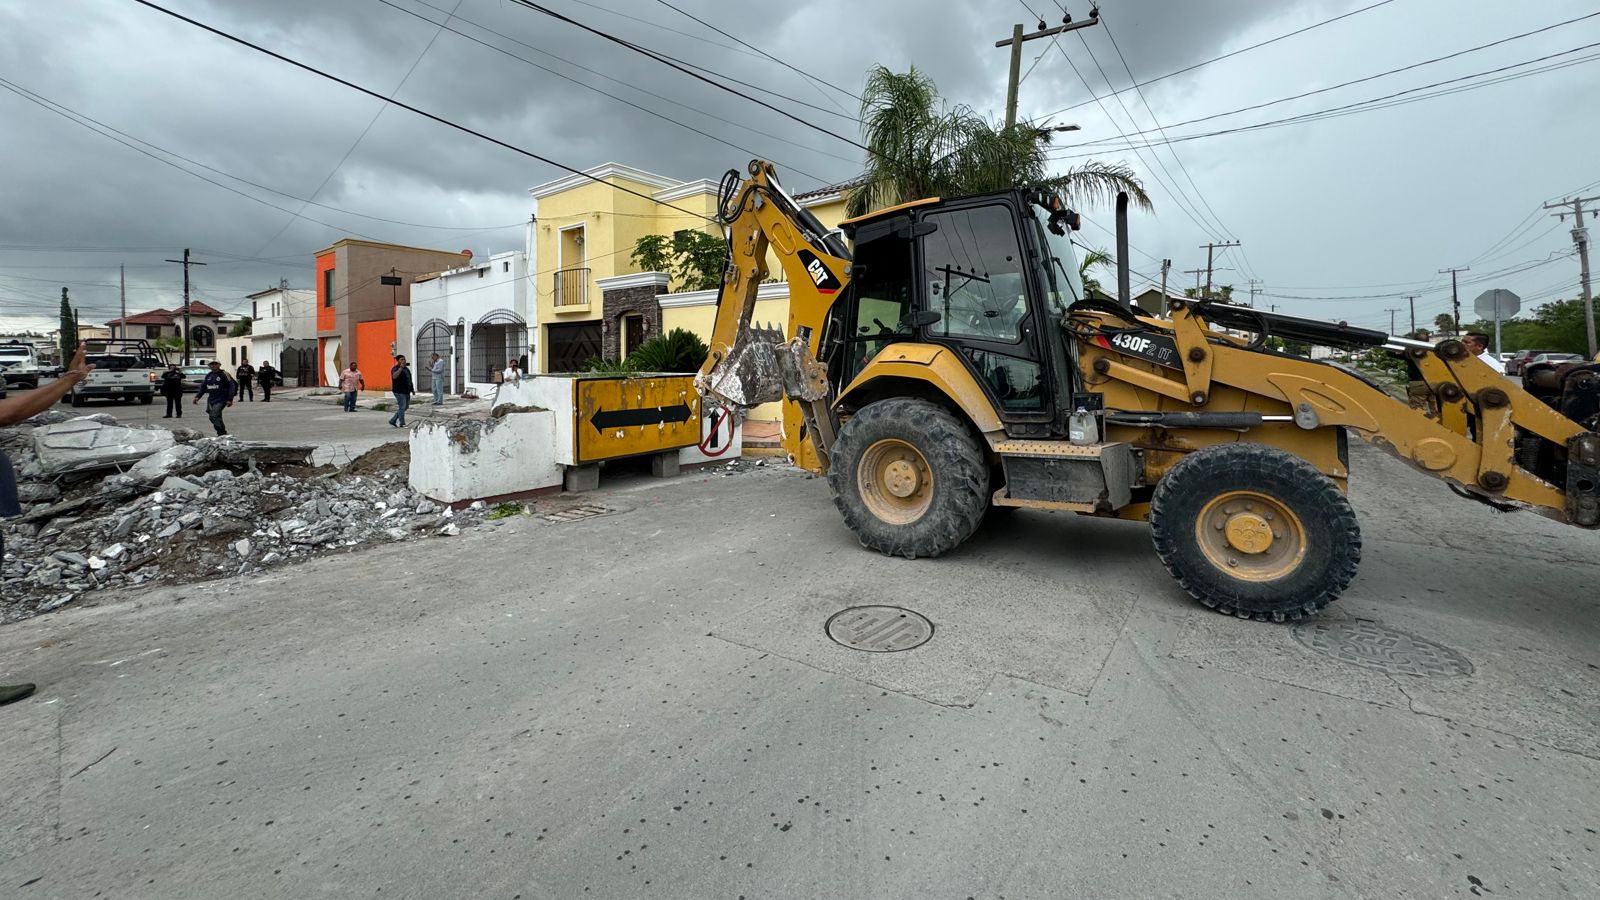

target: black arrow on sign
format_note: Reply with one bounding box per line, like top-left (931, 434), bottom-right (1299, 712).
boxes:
top-left (589, 403), bottom-right (694, 432)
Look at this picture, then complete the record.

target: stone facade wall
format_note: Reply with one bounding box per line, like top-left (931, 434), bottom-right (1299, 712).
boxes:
top-left (601, 283), bottom-right (662, 361)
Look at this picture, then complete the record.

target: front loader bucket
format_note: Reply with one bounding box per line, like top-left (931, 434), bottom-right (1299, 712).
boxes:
top-left (699, 322), bottom-right (829, 411)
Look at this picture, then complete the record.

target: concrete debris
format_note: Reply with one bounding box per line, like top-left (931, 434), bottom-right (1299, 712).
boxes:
top-left (0, 424), bottom-right (490, 624)
top-left (32, 418), bottom-right (177, 475)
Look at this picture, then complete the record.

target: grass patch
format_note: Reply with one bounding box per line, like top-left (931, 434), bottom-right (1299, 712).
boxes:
top-left (488, 502), bottom-right (527, 520)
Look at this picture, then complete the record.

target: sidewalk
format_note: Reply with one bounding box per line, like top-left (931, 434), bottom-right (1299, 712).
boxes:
top-left (287, 387), bottom-right (493, 421)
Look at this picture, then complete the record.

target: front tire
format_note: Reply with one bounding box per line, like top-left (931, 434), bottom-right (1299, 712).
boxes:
top-left (1149, 442), bottom-right (1361, 622)
top-left (827, 398), bottom-right (989, 559)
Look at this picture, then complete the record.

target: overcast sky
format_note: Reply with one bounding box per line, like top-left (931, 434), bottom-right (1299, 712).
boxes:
top-left (2, 0), bottom-right (1598, 336)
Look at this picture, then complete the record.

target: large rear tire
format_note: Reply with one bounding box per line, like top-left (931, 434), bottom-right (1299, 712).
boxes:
top-left (827, 398), bottom-right (989, 559)
top-left (1149, 442), bottom-right (1360, 622)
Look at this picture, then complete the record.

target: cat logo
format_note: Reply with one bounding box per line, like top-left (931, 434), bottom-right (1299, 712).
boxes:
top-left (797, 249), bottom-right (842, 295)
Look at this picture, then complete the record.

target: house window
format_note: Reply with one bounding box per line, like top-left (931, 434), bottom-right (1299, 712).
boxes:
top-left (273, 302), bottom-right (280, 317)
top-left (191, 325), bottom-right (214, 348)
top-left (503, 261), bottom-right (510, 273)
top-left (252, 301), bottom-right (258, 318)
top-left (323, 268), bottom-right (335, 307)
top-left (230, 347), bottom-right (237, 366)
top-left (145, 325), bottom-right (162, 339)
top-left (478, 268), bottom-right (486, 279)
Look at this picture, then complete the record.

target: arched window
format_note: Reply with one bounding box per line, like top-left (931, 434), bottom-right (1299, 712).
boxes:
top-left (416, 319), bottom-right (452, 393)
top-left (470, 309), bottom-right (528, 382)
top-left (190, 325), bottom-right (214, 348)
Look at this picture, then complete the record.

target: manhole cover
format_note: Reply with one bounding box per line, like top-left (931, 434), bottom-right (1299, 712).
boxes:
top-left (542, 504), bottom-right (611, 523)
top-left (1293, 621), bottom-right (1472, 677)
top-left (825, 606), bottom-right (934, 652)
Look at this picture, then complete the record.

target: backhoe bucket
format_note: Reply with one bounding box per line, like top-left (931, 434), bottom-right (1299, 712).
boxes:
top-left (698, 322), bottom-right (827, 410)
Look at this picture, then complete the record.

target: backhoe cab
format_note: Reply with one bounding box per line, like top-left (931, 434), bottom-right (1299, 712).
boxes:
top-left (698, 160), bottom-right (1600, 622)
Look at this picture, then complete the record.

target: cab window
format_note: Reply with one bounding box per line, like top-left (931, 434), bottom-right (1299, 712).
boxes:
top-left (846, 233), bottom-right (914, 379)
top-left (921, 205), bottom-right (1028, 344)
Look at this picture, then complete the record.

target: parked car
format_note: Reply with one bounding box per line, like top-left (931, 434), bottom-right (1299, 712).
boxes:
top-left (1506, 348), bottom-right (1562, 376)
top-left (1527, 352), bottom-right (1583, 368)
top-left (179, 365), bottom-right (211, 391)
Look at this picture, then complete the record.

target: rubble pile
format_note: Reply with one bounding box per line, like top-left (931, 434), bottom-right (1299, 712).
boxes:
top-left (2, 413), bottom-right (485, 623)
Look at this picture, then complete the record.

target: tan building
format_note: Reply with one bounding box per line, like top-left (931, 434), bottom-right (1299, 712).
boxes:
top-left (314, 239), bottom-right (470, 390)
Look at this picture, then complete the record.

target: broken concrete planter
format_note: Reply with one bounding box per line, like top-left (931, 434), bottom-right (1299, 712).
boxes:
top-left (408, 406), bottom-right (562, 505)
top-left (32, 419), bottom-right (176, 475)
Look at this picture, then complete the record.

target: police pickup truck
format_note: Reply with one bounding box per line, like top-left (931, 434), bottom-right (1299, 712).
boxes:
top-left (62, 339), bottom-right (161, 407)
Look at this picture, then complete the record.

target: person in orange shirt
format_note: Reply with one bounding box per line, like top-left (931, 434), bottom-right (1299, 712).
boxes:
top-left (338, 362), bottom-right (366, 412)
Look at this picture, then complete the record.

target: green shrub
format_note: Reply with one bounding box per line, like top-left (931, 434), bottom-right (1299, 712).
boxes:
top-left (625, 328), bottom-right (709, 373)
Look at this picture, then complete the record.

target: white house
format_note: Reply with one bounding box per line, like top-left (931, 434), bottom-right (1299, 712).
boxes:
top-left (408, 250), bottom-right (532, 398)
top-left (246, 286), bottom-right (317, 384)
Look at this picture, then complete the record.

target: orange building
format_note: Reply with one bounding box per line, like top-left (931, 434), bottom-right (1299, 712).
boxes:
top-left (314, 239), bottom-right (470, 389)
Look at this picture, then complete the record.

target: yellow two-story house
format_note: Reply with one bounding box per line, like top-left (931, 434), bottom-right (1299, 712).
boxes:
top-left (528, 163), bottom-right (849, 385)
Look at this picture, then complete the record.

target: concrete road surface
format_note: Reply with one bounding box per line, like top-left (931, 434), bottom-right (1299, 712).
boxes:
top-left (1, 443), bottom-right (1597, 898)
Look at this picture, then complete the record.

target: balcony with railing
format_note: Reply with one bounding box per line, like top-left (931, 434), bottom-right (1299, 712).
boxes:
top-left (553, 267), bottom-right (591, 311)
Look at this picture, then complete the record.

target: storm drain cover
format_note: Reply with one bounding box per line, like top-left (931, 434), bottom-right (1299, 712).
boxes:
top-left (1293, 621), bottom-right (1473, 677)
top-left (825, 606), bottom-right (934, 653)
top-left (542, 504), bottom-right (611, 523)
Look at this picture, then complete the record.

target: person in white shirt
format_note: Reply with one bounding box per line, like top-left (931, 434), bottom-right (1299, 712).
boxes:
top-left (502, 360), bottom-right (524, 384)
top-left (1463, 333), bottom-right (1506, 375)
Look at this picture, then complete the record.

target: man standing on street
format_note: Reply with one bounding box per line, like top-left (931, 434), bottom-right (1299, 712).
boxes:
top-left (428, 352), bottom-right (446, 406)
top-left (339, 362), bottom-right (365, 412)
top-left (235, 359), bottom-right (256, 402)
top-left (257, 361), bottom-right (278, 402)
top-left (389, 355), bottom-right (414, 428)
top-left (159, 362), bottom-right (186, 419)
top-left (1464, 332), bottom-right (1507, 374)
top-left (193, 360), bottom-right (236, 436)
top-left (0, 345), bottom-right (95, 706)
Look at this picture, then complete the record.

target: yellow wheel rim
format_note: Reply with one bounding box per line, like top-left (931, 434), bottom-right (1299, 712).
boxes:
top-left (858, 438), bottom-right (934, 525)
top-left (1195, 490), bottom-right (1307, 582)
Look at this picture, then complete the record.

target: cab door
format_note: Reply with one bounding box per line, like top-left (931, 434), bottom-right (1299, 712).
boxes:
top-left (913, 199), bottom-right (1055, 432)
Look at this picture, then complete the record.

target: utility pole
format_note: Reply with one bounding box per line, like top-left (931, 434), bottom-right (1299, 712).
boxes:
top-left (1405, 295), bottom-right (1417, 335)
top-left (1183, 267), bottom-right (1206, 295)
top-left (165, 249), bottom-right (206, 364)
top-left (119, 264), bottom-right (127, 339)
top-left (1199, 240), bottom-right (1241, 296)
top-left (1543, 195), bottom-right (1598, 357)
top-left (1247, 279), bottom-right (1262, 308)
top-left (1385, 308), bottom-right (1401, 335)
top-left (1160, 258), bottom-right (1171, 311)
top-left (996, 11), bottom-right (1101, 128)
top-left (1437, 265), bottom-right (1469, 336)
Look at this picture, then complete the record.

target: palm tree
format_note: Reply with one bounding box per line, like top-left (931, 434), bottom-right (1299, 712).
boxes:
top-left (846, 66), bottom-right (1151, 217)
top-left (1078, 247), bottom-right (1113, 297)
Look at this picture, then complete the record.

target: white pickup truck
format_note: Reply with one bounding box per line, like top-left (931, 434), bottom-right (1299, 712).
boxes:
top-left (63, 340), bottom-right (160, 407)
top-left (0, 341), bottom-right (46, 389)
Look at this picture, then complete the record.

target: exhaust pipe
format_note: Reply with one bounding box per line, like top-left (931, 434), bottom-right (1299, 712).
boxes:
top-left (1115, 191), bottom-right (1131, 309)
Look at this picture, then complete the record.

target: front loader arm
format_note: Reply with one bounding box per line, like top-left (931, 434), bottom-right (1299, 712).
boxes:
top-left (696, 161), bottom-right (853, 469)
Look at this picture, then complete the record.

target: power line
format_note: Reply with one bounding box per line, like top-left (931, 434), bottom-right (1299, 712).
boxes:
top-left (1062, 10), bottom-right (1600, 149)
top-left (126, 0), bottom-right (717, 224)
top-left (0, 77), bottom-right (526, 234)
top-left (1046, 43), bottom-right (1600, 159)
top-left (374, 0), bottom-right (845, 178)
top-left (253, 0), bottom-right (467, 256)
top-left (649, 0), bottom-right (860, 107)
top-left (1037, 0), bottom-right (1400, 120)
top-left (505, 0), bottom-right (870, 153)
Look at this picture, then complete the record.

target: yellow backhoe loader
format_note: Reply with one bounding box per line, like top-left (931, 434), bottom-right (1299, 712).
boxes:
top-left (698, 161), bottom-right (1600, 621)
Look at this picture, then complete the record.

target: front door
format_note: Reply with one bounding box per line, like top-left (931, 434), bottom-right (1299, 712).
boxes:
top-left (915, 201), bottom-right (1052, 424)
top-left (623, 314), bottom-right (645, 358)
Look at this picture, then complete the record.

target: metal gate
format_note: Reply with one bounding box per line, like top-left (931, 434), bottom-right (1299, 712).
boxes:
top-left (415, 319), bottom-right (452, 394)
top-left (547, 322), bottom-right (602, 373)
top-left (282, 345), bottom-right (316, 387)
top-left (469, 310), bottom-right (529, 384)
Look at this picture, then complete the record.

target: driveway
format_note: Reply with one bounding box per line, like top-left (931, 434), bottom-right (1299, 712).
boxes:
top-left (0, 443), bottom-right (1597, 898)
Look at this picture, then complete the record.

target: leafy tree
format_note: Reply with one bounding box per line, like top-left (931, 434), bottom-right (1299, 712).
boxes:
top-left (1465, 297), bottom-right (1592, 355)
top-left (229, 316), bottom-right (253, 337)
top-left (845, 65), bottom-right (1150, 218)
top-left (1433, 312), bottom-right (1457, 335)
top-left (630, 229), bottom-right (728, 292)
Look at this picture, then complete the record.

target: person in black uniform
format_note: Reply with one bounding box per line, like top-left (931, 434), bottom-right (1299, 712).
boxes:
top-left (257, 361), bottom-right (279, 402)
top-left (159, 362), bottom-right (186, 418)
top-left (236, 360), bottom-right (256, 401)
top-left (0, 345), bottom-right (95, 705)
